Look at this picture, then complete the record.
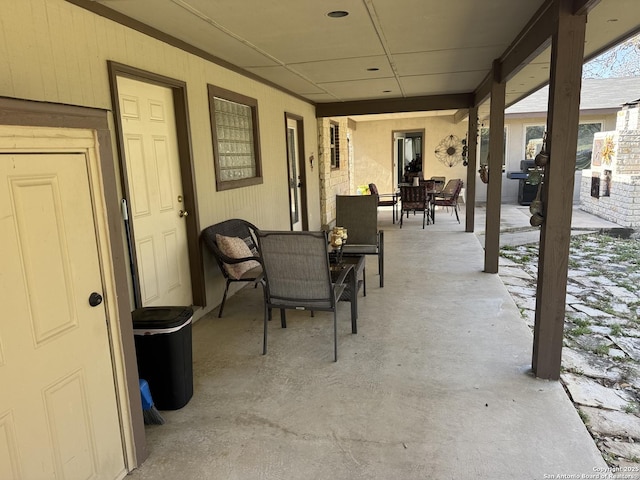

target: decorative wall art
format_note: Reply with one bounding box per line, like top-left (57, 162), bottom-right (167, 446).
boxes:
top-left (601, 134), bottom-right (616, 166)
top-left (435, 134), bottom-right (464, 168)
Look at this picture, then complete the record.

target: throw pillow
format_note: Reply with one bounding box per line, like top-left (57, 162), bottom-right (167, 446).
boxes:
top-left (215, 234), bottom-right (260, 280)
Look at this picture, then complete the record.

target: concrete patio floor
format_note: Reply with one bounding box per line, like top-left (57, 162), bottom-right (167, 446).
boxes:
top-left (128, 203), bottom-right (616, 480)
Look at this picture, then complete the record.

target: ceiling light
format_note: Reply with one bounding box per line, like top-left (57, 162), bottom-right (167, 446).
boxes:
top-left (383, 90), bottom-right (391, 93)
top-left (367, 68), bottom-right (379, 71)
top-left (327, 11), bottom-right (349, 18)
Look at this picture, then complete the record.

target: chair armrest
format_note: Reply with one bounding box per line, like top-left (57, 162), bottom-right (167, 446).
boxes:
top-left (221, 254), bottom-right (261, 265)
top-left (210, 243), bottom-right (261, 265)
top-left (434, 192), bottom-right (453, 200)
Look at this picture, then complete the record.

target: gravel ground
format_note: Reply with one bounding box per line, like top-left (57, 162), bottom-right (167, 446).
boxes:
top-left (499, 231), bottom-right (640, 470)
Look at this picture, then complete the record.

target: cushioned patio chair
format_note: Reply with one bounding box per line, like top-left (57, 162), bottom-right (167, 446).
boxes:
top-left (432, 179), bottom-right (464, 224)
top-left (200, 219), bottom-right (263, 317)
top-left (336, 194), bottom-right (384, 288)
top-left (368, 183), bottom-right (399, 224)
top-left (257, 230), bottom-right (352, 361)
top-left (399, 185), bottom-right (429, 229)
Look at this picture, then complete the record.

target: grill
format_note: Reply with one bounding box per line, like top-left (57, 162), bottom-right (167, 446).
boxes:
top-left (506, 160), bottom-right (539, 206)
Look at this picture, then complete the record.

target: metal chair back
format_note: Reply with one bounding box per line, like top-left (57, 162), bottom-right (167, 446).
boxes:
top-left (335, 195), bottom-right (384, 287)
top-left (257, 230), bottom-right (349, 361)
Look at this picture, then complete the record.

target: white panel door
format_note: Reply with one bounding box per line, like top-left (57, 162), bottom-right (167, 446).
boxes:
top-left (0, 153), bottom-right (125, 480)
top-left (118, 76), bottom-right (192, 307)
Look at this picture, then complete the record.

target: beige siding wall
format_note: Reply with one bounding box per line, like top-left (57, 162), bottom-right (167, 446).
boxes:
top-left (1, 0), bottom-right (320, 313)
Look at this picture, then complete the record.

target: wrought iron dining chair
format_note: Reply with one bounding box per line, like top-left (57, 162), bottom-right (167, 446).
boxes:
top-left (256, 230), bottom-right (352, 362)
top-left (399, 185), bottom-right (429, 229)
top-left (430, 176), bottom-right (446, 192)
top-left (368, 182), bottom-right (399, 224)
top-left (335, 194), bottom-right (384, 288)
top-left (432, 179), bottom-right (464, 223)
top-left (200, 219), bottom-right (263, 317)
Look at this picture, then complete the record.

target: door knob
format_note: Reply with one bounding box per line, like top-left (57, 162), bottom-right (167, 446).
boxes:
top-left (179, 210), bottom-right (189, 217)
top-left (89, 292), bottom-right (103, 307)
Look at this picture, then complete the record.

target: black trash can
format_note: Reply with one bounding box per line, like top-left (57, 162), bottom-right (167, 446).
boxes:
top-left (132, 306), bottom-right (194, 410)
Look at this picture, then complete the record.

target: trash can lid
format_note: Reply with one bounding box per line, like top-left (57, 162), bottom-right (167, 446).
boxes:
top-left (132, 306), bottom-right (194, 330)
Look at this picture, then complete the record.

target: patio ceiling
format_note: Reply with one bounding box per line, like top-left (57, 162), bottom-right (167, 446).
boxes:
top-left (70, 0), bottom-right (638, 118)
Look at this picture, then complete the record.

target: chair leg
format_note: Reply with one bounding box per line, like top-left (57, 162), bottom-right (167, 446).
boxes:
top-left (422, 209), bottom-right (426, 229)
top-left (280, 309), bottom-right (287, 328)
top-left (362, 265), bottom-right (366, 296)
top-left (263, 303), bottom-right (268, 355)
top-left (218, 280), bottom-right (231, 317)
top-left (333, 310), bottom-right (338, 362)
top-left (454, 204), bottom-right (460, 223)
top-left (378, 231), bottom-right (384, 288)
top-left (260, 280), bottom-right (272, 321)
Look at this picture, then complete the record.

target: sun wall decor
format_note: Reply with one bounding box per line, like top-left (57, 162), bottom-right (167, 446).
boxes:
top-left (601, 134), bottom-right (615, 165)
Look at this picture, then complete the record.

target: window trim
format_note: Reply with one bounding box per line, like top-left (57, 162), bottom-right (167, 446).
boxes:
top-left (524, 123), bottom-right (546, 159)
top-left (524, 121), bottom-right (604, 170)
top-left (330, 121), bottom-right (340, 169)
top-left (207, 84), bottom-right (263, 191)
top-left (479, 126), bottom-right (507, 171)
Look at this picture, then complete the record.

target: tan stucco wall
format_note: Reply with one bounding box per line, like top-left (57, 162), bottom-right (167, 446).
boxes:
top-left (349, 111), bottom-right (616, 205)
top-left (350, 115), bottom-right (469, 196)
top-left (1, 0), bottom-right (321, 315)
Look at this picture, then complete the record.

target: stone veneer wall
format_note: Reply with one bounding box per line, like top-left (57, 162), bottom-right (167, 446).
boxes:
top-left (318, 117), bottom-right (352, 228)
top-left (580, 105), bottom-right (640, 228)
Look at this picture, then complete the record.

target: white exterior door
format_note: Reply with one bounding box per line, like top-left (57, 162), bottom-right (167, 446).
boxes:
top-left (394, 133), bottom-right (405, 186)
top-left (118, 76), bottom-right (192, 307)
top-left (286, 118), bottom-right (303, 231)
top-left (0, 152), bottom-right (125, 480)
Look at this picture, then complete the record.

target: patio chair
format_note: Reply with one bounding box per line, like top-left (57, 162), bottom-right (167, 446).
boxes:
top-left (399, 185), bottom-right (429, 229)
top-left (419, 179), bottom-right (436, 191)
top-left (200, 219), bottom-right (263, 317)
top-left (368, 183), bottom-right (399, 224)
top-left (430, 176), bottom-right (446, 192)
top-left (336, 194), bottom-right (384, 288)
top-left (432, 179), bottom-right (464, 224)
top-left (257, 230), bottom-right (352, 361)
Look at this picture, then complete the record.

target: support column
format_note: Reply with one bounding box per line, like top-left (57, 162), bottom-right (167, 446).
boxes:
top-left (532, 0), bottom-right (586, 380)
top-left (484, 63), bottom-right (505, 274)
top-left (465, 106), bottom-right (478, 233)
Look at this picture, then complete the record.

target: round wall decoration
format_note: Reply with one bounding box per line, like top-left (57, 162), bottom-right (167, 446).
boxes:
top-left (434, 134), bottom-right (464, 167)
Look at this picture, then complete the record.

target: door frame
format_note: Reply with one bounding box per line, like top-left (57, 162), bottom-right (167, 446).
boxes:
top-left (0, 97), bottom-right (146, 469)
top-left (284, 113), bottom-right (308, 230)
top-left (108, 61), bottom-right (205, 308)
top-left (392, 128), bottom-right (425, 185)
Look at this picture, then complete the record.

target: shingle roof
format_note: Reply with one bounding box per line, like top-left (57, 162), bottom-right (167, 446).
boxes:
top-left (506, 77), bottom-right (640, 115)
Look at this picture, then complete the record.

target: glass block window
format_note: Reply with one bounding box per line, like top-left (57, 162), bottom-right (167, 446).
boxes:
top-left (208, 85), bottom-right (262, 190)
